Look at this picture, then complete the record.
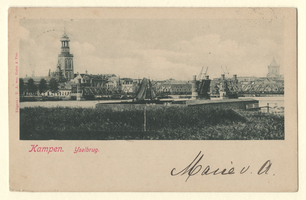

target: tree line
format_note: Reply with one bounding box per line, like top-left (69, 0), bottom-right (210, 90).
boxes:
top-left (19, 78), bottom-right (59, 96)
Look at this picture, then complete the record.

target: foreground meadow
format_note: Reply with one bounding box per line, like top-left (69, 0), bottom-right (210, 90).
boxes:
top-left (20, 106), bottom-right (284, 140)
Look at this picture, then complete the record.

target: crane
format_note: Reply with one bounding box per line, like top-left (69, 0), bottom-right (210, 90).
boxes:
top-left (198, 67), bottom-right (209, 80)
top-left (198, 67), bottom-right (204, 80)
top-left (221, 66), bottom-right (229, 76)
top-left (225, 66), bottom-right (229, 75)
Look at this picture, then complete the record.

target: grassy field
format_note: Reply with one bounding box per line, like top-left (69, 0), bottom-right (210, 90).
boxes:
top-left (20, 106), bottom-right (284, 140)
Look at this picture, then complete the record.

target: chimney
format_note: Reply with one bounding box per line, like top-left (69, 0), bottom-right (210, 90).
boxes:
top-left (233, 74), bottom-right (237, 80)
top-left (191, 75), bottom-right (198, 100)
top-left (205, 75), bottom-right (209, 80)
top-left (221, 74), bottom-right (225, 80)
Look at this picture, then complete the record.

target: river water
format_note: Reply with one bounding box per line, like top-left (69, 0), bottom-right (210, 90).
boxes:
top-left (239, 96), bottom-right (284, 114)
top-left (20, 100), bottom-right (106, 108)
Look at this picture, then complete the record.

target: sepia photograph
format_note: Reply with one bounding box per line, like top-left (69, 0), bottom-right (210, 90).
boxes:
top-left (19, 16), bottom-right (285, 140)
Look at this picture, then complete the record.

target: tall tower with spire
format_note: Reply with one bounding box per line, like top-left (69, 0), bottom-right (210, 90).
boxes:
top-left (58, 28), bottom-right (74, 80)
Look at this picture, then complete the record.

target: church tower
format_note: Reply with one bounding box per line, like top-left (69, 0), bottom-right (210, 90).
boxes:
top-left (58, 29), bottom-right (74, 80)
top-left (267, 57), bottom-right (280, 77)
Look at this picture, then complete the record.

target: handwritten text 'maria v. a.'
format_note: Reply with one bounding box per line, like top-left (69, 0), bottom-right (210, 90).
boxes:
top-left (171, 151), bottom-right (273, 182)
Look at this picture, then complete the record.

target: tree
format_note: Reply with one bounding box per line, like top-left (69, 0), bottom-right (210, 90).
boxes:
top-left (27, 78), bottom-right (37, 96)
top-left (49, 78), bottom-right (59, 94)
top-left (19, 78), bottom-right (24, 96)
top-left (38, 78), bottom-right (48, 95)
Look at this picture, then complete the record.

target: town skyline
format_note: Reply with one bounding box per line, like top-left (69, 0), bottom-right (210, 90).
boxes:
top-left (20, 19), bottom-right (284, 80)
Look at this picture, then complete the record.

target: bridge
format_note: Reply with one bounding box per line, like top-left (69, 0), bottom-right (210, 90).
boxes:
top-left (226, 79), bottom-right (284, 95)
top-left (71, 77), bottom-right (284, 98)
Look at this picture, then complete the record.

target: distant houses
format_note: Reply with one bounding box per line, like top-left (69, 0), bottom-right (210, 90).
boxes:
top-left (154, 79), bottom-right (192, 95)
top-left (20, 30), bottom-right (284, 99)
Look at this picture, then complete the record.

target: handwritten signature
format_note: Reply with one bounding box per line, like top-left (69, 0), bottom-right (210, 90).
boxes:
top-left (171, 151), bottom-right (272, 182)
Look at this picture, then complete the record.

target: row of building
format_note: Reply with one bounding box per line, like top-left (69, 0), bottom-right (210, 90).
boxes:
top-left (21, 30), bottom-right (284, 98)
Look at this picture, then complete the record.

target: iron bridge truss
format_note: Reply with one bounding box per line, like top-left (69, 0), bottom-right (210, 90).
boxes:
top-left (226, 80), bottom-right (284, 94)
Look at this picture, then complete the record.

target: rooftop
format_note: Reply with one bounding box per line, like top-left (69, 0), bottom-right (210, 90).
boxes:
top-left (269, 57), bottom-right (279, 66)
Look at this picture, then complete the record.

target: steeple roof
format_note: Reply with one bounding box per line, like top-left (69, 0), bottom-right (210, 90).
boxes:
top-left (270, 57), bottom-right (279, 66)
top-left (61, 33), bottom-right (69, 39)
top-left (60, 28), bottom-right (70, 41)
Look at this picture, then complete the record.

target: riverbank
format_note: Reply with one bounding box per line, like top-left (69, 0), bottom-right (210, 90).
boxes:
top-left (20, 106), bottom-right (284, 140)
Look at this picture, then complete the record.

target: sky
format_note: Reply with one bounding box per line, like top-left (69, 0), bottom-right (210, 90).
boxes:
top-left (19, 18), bottom-right (284, 80)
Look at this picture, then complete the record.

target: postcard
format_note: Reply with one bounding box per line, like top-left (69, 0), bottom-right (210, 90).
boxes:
top-left (8, 7), bottom-right (297, 192)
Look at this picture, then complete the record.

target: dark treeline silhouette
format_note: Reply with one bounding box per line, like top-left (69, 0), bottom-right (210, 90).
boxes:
top-left (19, 78), bottom-right (59, 96)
